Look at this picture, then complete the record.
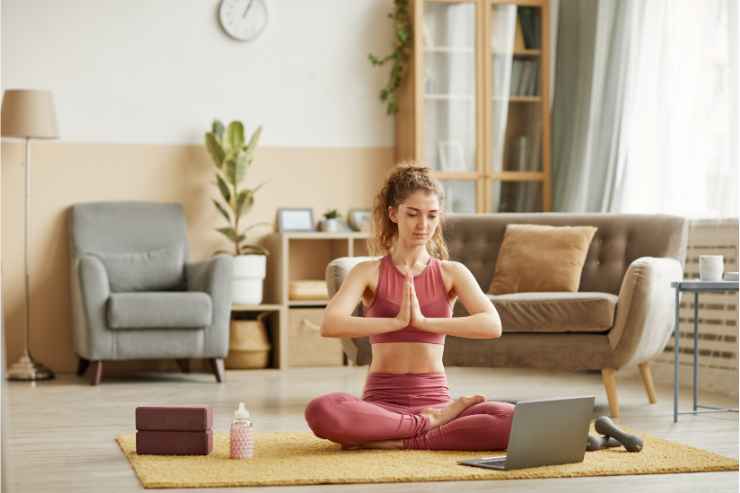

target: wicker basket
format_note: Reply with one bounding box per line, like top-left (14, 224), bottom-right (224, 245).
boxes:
top-left (225, 313), bottom-right (272, 369)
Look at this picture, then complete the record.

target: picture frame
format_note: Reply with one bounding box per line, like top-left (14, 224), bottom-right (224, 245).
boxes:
top-left (347, 208), bottom-right (372, 232)
top-left (276, 208), bottom-right (315, 232)
top-left (438, 140), bottom-right (465, 171)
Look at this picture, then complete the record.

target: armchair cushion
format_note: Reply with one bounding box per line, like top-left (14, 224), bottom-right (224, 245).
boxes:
top-left (487, 291), bottom-right (618, 333)
top-left (90, 244), bottom-right (186, 292)
top-left (107, 292), bottom-right (212, 330)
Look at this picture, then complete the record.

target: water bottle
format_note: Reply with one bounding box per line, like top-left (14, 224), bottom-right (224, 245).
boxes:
top-left (229, 402), bottom-right (254, 459)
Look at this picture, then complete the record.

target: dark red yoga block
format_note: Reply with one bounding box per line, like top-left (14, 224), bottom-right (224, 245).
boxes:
top-left (135, 405), bottom-right (213, 432)
top-left (136, 430), bottom-right (213, 455)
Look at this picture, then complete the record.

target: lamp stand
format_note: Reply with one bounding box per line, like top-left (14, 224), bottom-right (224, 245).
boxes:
top-left (7, 137), bottom-right (54, 381)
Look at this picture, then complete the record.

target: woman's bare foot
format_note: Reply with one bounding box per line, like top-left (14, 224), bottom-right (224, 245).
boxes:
top-left (420, 394), bottom-right (486, 430)
top-left (338, 395), bottom-right (486, 451)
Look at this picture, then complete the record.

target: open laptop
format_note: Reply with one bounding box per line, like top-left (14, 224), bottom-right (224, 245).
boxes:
top-left (457, 396), bottom-right (594, 470)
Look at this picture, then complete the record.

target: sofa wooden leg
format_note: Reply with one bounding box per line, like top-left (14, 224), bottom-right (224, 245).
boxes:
top-left (77, 357), bottom-right (90, 377)
top-left (209, 358), bottom-right (224, 383)
top-left (90, 361), bottom-right (103, 386)
top-left (638, 361), bottom-right (657, 404)
top-left (175, 359), bottom-right (191, 374)
top-left (601, 368), bottom-right (620, 418)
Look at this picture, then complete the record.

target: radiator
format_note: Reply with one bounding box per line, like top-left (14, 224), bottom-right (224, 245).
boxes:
top-left (646, 218), bottom-right (739, 398)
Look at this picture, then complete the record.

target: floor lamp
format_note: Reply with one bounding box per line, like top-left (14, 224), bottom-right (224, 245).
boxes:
top-left (1, 89), bottom-right (58, 381)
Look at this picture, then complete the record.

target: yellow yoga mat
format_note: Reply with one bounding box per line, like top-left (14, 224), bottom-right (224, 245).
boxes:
top-left (116, 425), bottom-right (738, 489)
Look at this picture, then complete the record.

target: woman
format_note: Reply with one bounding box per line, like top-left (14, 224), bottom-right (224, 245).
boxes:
top-left (304, 163), bottom-right (513, 451)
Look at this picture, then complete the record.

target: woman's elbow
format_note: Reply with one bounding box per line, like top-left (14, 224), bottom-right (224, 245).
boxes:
top-left (320, 312), bottom-right (340, 338)
top-left (487, 313), bottom-right (502, 339)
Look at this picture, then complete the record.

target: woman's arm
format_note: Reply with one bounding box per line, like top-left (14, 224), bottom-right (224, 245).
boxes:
top-left (320, 261), bottom-right (406, 338)
top-left (412, 261), bottom-right (502, 339)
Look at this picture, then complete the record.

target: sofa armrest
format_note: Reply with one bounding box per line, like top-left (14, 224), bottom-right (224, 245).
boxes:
top-left (326, 256), bottom-right (378, 366)
top-left (72, 255), bottom-right (113, 359)
top-left (186, 255), bottom-right (233, 357)
top-left (609, 256), bottom-right (683, 368)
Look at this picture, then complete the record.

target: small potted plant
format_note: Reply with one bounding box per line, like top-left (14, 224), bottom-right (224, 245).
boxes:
top-left (205, 119), bottom-right (270, 304)
top-left (320, 209), bottom-right (341, 233)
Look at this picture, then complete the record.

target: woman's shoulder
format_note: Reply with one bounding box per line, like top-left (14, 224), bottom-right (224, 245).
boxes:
top-left (348, 257), bottom-right (384, 278)
top-left (438, 259), bottom-right (473, 284)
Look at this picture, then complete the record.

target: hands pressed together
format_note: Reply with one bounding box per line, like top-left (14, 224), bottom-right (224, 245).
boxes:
top-left (394, 272), bottom-right (428, 331)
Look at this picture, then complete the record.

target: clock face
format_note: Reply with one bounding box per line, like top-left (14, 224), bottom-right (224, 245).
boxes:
top-left (219, 0), bottom-right (268, 42)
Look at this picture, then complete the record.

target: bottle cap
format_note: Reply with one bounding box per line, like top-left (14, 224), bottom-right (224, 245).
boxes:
top-left (234, 402), bottom-right (250, 420)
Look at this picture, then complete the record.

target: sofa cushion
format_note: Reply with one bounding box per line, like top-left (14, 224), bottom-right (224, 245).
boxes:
top-left (488, 291), bottom-right (618, 333)
top-left (90, 244), bottom-right (186, 293)
top-left (107, 292), bottom-right (212, 330)
top-left (488, 224), bottom-right (597, 294)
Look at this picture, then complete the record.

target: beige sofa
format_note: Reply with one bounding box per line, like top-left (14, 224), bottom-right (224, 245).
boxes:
top-left (326, 213), bottom-right (688, 418)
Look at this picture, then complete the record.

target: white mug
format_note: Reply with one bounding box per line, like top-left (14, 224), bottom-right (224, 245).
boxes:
top-left (699, 255), bottom-right (724, 281)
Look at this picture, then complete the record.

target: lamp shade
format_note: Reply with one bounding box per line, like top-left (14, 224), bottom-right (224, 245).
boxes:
top-left (1, 89), bottom-right (58, 139)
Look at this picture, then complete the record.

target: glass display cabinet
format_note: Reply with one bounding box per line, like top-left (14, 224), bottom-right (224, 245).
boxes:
top-left (395, 0), bottom-right (551, 213)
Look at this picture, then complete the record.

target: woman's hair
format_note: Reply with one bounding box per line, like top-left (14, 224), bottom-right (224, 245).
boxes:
top-left (368, 162), bottom-right (449, 260)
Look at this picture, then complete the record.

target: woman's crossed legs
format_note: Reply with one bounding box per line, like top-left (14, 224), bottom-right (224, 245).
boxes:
top-left (305, 392), bottom-right (514, 451)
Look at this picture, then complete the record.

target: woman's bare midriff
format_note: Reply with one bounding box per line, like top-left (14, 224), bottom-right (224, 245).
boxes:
top-left (362, 257), bottom-right (454, 375)
top-left (368, 342), bottom-right (445, 374)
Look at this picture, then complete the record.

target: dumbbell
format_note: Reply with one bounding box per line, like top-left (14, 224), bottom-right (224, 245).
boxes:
top-left (586, 434), bottom-right (622, 451)
top-left (594, 416), bottom-right (643, 452)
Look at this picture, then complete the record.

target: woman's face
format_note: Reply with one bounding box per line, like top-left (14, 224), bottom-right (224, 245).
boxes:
top-left (389, 190), bottom-right (441, 245)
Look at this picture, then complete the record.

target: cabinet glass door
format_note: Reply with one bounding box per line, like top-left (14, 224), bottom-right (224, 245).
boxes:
top-left (442, 180), bottom-right (477, 213)
top-left (488, 3), bottom-right (544, 212)
top-left (422, 1), bottom-right (478, 173)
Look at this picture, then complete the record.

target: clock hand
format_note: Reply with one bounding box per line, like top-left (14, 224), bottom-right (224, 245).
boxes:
top-left (242, 0), bottom-right (255, 18)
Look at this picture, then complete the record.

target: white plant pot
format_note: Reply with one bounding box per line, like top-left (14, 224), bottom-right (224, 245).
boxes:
top-left (232, 255), bottom-right (267, 305)
top-left (320, 219), bottom-right (339, 232)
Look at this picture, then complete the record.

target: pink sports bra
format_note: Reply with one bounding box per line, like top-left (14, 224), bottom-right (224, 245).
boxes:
top-left (364, 254), bottom-right (451, 345)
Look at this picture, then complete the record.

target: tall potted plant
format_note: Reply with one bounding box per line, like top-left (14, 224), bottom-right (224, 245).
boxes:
top-left (205, 119), bottom-right (270, 304)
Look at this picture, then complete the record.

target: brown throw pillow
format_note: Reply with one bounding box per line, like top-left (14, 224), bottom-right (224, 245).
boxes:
top-left (488, 224), bottom-right (598, 294)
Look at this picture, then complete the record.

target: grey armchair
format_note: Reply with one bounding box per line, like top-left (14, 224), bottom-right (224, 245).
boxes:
top-left (69, 201), bottom-right (233, 385)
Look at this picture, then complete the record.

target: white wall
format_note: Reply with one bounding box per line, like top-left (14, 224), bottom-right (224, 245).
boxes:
top-left (1, 0), bottom-right (396, 147)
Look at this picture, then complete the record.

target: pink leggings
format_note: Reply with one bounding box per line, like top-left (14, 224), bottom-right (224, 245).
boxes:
top-left (304, 372), bottom-right (514, 451)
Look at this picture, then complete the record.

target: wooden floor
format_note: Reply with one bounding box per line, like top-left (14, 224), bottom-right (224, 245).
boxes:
top-left (4, 365), bottom-right (739, 492)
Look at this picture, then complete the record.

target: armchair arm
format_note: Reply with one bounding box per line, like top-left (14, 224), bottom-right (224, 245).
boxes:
top-left (609, 256), bottom-right (683, 369)
top-left (71, 255), bottom-right (113, 359)
top-left (186, 255), bottom-right (233, 357)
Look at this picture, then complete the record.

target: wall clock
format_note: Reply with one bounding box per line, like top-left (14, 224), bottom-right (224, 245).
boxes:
top-left (219, 0), bottom-right (269, 42)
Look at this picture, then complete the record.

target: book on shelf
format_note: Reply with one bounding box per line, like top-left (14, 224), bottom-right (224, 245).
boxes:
top-left (507, 59), bottom-right (540, 97)
top-left (517, 7), bottom-right (540, 49)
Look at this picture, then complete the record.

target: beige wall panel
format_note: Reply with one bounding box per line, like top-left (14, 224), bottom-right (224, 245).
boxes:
top-left (1, 141), bottom-right (394, 374)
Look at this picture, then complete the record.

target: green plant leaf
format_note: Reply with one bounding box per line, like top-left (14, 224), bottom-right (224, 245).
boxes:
top-left (212, 249), bottom-right (232, 256)
top-left (235, 189), bottom-right (255, 217)
top-left (224, 157), bottom-right (238, 190)
top-left (236, 126), bottom-right (262, 180)
top-left (212, 199), bottom-right (231, 224)
top-left (240, 244), bottom-right (270, 256)
top-left (205, 133), bottom-right (225, 170)
top-left (216, 227), bottom-right (238, 242)
top-left (227, 121), bottom-right (245, 152)
top-left (235, 151), bottom-right (250, 184)
top-left (211, 120), bottom-right (225, 145)
top-left (216, 174), bottom-right (231, 206)
top-left (368, 0), bottom-right (411, 115)
top-left (245, 125), bottom-right (262, 151)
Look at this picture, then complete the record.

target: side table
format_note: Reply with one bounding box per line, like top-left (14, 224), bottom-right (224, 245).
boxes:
top-left (671, 280), bottom-right (739, 422)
